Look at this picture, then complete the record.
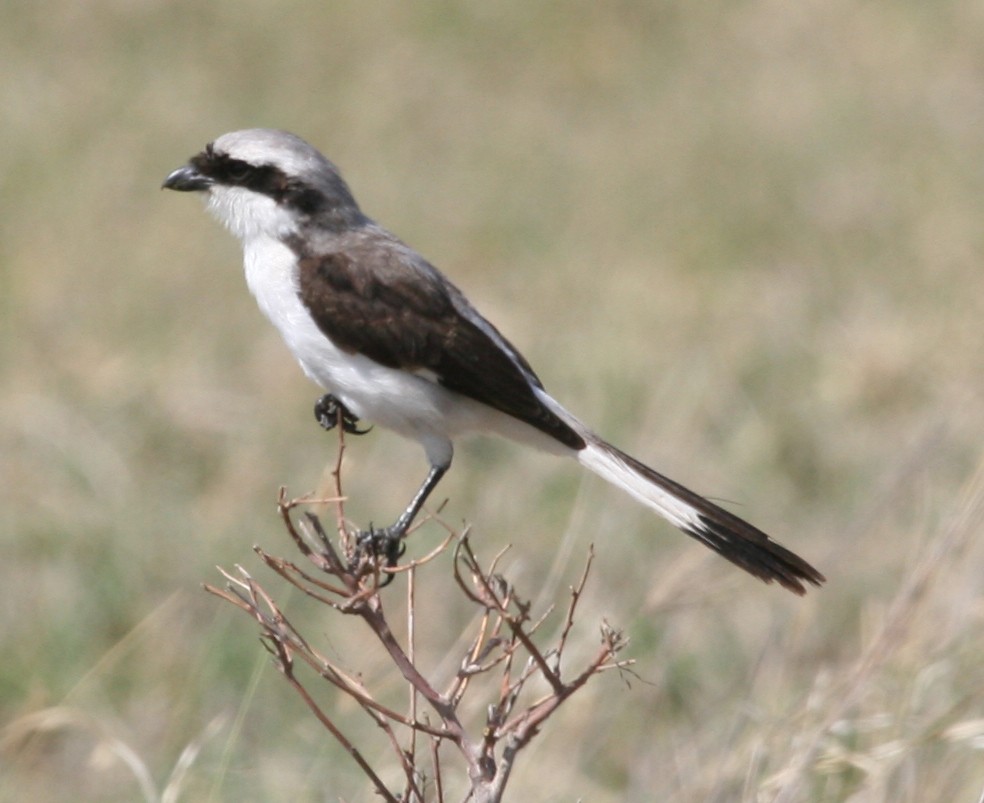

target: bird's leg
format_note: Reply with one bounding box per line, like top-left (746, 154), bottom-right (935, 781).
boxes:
top-left (355, 464), bottom-right (447, 584)
top-left (314, 393), bottom-right (372, 435)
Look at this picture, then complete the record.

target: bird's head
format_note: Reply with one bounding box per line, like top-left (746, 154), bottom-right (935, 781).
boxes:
top-left (162, 129), bottom-right (362, 242)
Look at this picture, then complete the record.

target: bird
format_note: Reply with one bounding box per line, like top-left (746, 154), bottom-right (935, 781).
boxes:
top-left (163, 128), bottom-right (824, 594)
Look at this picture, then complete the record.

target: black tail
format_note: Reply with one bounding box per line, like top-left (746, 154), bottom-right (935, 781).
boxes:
top-left (578, 438), bottom-right (825, 595)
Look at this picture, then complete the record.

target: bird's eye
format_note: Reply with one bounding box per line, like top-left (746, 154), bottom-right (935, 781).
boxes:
top-left (225, 161), bottom-right (252, 182)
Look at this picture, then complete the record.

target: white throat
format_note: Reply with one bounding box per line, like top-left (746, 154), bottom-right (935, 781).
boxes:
top-left (205, 186), bottom-right (298, 243)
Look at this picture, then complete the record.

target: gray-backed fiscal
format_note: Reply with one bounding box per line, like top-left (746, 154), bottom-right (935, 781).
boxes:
top-left (163, 129), bottom-right (824, 595)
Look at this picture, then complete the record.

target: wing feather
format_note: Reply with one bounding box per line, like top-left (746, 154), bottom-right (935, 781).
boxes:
top-left (295, 243), bottom-right (584, 450)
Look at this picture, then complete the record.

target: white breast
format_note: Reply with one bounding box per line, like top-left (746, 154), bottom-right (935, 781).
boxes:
top-left (240, 234), bottom-right (466, 464)
top-left (209, 185), bottom-right (573, 467)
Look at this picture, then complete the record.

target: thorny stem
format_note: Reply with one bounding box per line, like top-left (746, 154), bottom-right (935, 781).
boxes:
top-left (206, 429), bottom-right (630, 802)
top-left (405, 562), bottom-right (419, 800)
top-left (268, 637), bottom-right (399, 803)
top-left (205, 577), bottom-right (451, 740)
top-left (454, 538), bottom-right (566, 696)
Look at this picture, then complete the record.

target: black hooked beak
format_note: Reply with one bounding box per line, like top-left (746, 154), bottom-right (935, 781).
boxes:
top-left (161, 164), bottom-right (213, 192)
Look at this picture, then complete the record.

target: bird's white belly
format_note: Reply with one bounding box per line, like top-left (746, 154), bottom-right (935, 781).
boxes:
top-left (240, 235), bottom-right (576, 466)
top-left (241, 236), bottom-right (470, 462)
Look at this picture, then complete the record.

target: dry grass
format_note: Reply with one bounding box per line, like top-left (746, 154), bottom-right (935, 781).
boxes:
top-left (2, 1), bottom-right (983, 800)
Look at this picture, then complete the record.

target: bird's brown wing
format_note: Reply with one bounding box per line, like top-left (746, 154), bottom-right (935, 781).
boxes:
top-left (294, 243), bottom-right (585, 450)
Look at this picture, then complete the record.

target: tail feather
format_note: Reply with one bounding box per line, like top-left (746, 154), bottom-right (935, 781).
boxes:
top-left (577, 438), bottom-right (824, 595)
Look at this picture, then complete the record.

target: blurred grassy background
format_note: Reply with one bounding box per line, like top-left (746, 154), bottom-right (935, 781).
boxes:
top-left (2, 1), bottom-right (984, 800)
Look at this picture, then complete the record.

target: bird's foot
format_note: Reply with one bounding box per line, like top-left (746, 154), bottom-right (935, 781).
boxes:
top-left (351, 524), bottom-right (407, 586)
top-left (314, 394), bottom-right (372, 435)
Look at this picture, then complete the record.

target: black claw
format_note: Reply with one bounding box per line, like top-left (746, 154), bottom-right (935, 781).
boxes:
top-left (313, 394), bottom-right (337, 430)
top-left (314, 394), bottom-right (372, 435)
top-left (342, 465), bottom-right (445, 588)
top-left (351, 525), bottom-right (406, 586)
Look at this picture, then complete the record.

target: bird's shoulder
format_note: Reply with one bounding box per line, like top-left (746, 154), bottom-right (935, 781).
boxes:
top-left (296, 227), bottom-right (454, 320)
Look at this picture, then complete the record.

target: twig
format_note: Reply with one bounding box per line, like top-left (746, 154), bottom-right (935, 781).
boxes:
top-left (206, 431), bottom-right (629, 801)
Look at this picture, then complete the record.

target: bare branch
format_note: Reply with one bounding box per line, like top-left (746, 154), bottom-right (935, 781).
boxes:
top-left (207, 434), bottom-right (628, 802)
